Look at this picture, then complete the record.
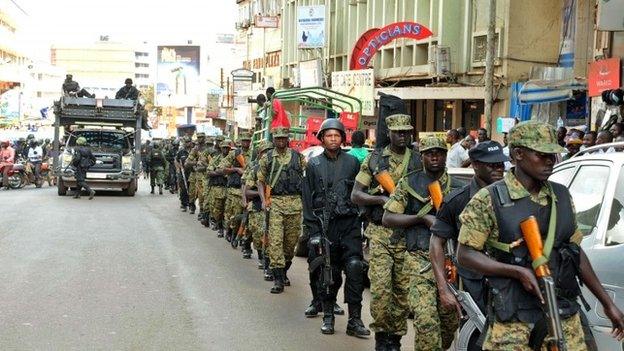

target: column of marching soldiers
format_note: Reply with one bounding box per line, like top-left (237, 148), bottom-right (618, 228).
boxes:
top-left (166, 114), bottom-right (624, 351)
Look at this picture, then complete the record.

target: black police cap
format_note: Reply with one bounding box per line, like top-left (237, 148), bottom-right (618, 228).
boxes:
top-left (468, 140), bottom-right (509, 163)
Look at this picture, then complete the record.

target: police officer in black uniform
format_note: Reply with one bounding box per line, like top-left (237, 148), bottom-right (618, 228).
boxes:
top-left (429, 141), bottom-right (507, 319)
top-left (302, 119), bottom-right (370, 337)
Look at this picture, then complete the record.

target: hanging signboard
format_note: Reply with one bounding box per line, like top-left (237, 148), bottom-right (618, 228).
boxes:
top-left (331, 69), bottom-right (375, 116)
top-left (255, 15), bottom-right (279, 29)
top-left (588, 58), bottom-right (621, 97)
top-left (297, 5), bottom-right (326, 48)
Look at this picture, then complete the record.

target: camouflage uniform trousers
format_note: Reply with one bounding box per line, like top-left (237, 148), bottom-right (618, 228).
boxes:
top-left (367, 223), bottom-right (409, 335)
top-left (208, 186), bottom-right (227, 222)
top-left (201, 183), bottom-right (212, 214)
top-left (194, 173), bottom-right (206, 212)
top-left (405, 249), bottom-right (459, 351)
top-left (247, 209), bottom-right (263, 251)
top-left (267, 195), bottom-right (302, 269)
top-left (224, 188), bottom-right (244, 231)
top-left (188, 172), bottom-right (197, 207)
top-left (149, 166), bottom-right (166, 187)
top-left (483, 313), bottom-right (586, 351)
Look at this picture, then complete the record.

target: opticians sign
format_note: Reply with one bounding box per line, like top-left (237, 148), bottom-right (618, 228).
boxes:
top-left (350, 22), bottom-right (433, 70)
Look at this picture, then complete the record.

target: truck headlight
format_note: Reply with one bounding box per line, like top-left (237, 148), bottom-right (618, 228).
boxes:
top-left (122, 156), bottom-right (133, 171)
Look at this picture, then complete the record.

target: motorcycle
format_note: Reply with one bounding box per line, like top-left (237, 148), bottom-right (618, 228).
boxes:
top-left (5, 162), bottom-right (27, 189)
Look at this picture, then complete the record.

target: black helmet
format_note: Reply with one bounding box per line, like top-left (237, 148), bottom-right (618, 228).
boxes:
top-left (317, 118), bottom-right (346, 141)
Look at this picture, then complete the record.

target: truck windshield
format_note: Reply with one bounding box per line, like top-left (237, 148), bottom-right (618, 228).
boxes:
top-left (68, 131), bottom-right (129, 152)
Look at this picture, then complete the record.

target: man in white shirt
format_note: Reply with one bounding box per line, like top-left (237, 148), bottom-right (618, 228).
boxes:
top-left (27, 140), bottom-right (43, 185)
top-left (446, 129), bottom-right (470, 168)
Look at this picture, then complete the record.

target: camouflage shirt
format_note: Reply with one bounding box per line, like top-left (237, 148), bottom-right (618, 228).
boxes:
top-left (355, 146), bottom-right (412, 189)
top-left (384, 171), bottom-right (452, 214)
top-left (257, 148), bottom-right (306, 185)
top-left (458, 170), bottom-right (583, 251)
top-left (222, 148), bottom-right (253, 170)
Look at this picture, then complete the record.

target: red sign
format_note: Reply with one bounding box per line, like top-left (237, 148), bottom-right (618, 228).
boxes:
top-left (588, 58), bottom-right (621, 97)
top-left (350, 22), bottom-right (433, 70)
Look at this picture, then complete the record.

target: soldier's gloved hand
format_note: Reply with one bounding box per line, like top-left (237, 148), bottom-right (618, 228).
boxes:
top-left (309, 235), bottom-right (321, 253)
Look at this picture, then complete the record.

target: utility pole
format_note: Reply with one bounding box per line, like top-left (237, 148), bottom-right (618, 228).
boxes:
top-left (484, 0), bottom-right (496, 136)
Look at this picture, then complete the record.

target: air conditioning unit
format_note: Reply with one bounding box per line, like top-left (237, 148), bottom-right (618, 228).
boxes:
top-left (471, 29), bottom-right (503, 68)
top-left (428, 44), bottom-right (451, 77)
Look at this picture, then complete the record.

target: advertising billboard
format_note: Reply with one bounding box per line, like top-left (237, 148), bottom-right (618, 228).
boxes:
top-left (331, 69), bottom-right (375, 116)
top-left (156, 46), bottom-right (201, 107)
top-left (297, 5), bottom-right (325, 48)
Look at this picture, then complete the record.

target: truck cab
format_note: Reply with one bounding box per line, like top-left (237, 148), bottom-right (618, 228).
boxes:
top-left (53, 96), bottom-right (146, 196)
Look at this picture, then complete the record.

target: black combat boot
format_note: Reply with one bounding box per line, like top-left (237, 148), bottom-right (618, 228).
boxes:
top-left (181, 206), bottom-right (187, 212)
top-left (334, 303), bottom-right (345, 315)
top-left (242, 249), bottom-right (252, 259)
top-left (387, 334), bottom-right (401, 351)
top-left (150, 186), bottom-right (155, 194)
top-left (375, 332), bottom-right (390, 351)
top-left (158, 185), bottom-right (163, 195)
top-left (270, 268), bottom-right (284, 294)
top-left (73, 190), bottom-right (81, 199)
top-left (257, 251), bottom-right (264, 269)
top-left (217, 224), bottom-right (224, 238)
top-left (283, 261), bottom-right (292, 286)
top-left (263, 267), bottom-right (274, 281)
top-left (346, 304), bottom-right (370, 338)
top-left (225, 228), bottom-right (232, 242)
top-left (189, 204), bottom-right (196, 214)
top-left (304, 302), bottom-right (320, 318)
top-left (320, 302), bottom-right (335, 335)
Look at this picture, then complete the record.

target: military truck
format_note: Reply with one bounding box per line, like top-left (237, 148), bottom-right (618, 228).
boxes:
top-left (52, 97), bottom-right (147, 196)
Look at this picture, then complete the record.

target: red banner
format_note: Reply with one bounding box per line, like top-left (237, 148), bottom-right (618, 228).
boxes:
top-left (350, 22), bottom-right (433, 70)
top-left (588, 58), bottom-right (621, 97)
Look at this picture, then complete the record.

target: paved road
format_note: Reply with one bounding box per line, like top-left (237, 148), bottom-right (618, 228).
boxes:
top-left (0, 181), bottom-right (415, 350)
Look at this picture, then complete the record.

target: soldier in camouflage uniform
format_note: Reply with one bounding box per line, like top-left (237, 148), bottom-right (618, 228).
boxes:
top-left (222, 132), bottom-right (253, 243)
top-left (457, 121), bottom-right (624, 350)
top-left (185, 133), bottom-right (208, 214)
top-left (207, 139), bottom-right (230, 237)
top-left (257, 127), bottom-right (306, 294)
top-left (147, 142), bottom-right (169, 195)
top-left (243, 140), bottom-right (274, 271)
top-left (383, 136), bottom-right (463, 351)
top-left (350, 114), bottom-right (422, 350)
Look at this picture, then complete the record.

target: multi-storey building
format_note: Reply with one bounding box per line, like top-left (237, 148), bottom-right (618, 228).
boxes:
top-left (236, 0), bottom-right (600, 138)
top-left (133, 42), bottom-right (154, 91)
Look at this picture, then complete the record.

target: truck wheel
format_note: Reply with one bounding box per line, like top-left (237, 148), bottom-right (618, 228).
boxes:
top-left (57, 177), bottom-right (68, 196)
top-left (123, 179), bottom-right (137, 196)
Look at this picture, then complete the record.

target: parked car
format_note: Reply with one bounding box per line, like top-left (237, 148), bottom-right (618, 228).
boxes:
top-left (550, 142), bottom-right (624, 350)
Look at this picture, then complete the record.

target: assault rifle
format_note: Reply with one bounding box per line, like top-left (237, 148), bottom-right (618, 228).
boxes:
top-left (261, 184), bottom-right (272, 276)
top-left (521, 216), bottom-right (567, 351)
top-left (309, 191), bottom-right (334, 295)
